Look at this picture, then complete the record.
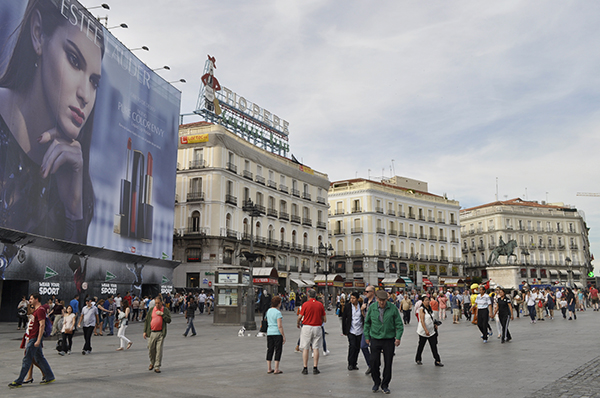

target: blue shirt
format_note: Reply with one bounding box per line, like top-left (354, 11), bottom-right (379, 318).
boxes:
top-left (266, 308), bottom-right (282, 336)
top-left (70, 299), bottom-right (79, 314)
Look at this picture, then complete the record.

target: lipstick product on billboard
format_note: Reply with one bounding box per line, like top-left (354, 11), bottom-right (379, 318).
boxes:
top-left (130, 150), bottom-right (144, 239)
top-left (141, 152), bottom-right (153, 242)
top-left (114, 138), bottom-right (132, 235)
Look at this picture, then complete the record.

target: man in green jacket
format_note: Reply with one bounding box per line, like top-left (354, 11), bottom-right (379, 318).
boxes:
top-left (364, 289), bottom-right (403, 394)
top-left (143, 295), bottom-right (171, 373)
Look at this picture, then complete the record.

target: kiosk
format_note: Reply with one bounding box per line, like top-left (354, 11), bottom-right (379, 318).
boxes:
top-left (213, 266), bottom-right (249, 325)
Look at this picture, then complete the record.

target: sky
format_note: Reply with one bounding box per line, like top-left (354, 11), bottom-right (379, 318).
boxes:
top-left (85, 0), bottom-right (600, 272)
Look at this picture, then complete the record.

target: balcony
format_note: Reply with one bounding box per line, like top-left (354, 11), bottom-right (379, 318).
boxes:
top-left (267, 208), bottom-right (278, 218)
top-left (242, 170), bottom-right (253, 180)
top-left (302, 192), bottom-right (311, 201)
top-left (226, 228), bottom-right (237, 239)
top-left (292, 243), bottom-right (302, 252)
top-left (389, 229), bottom-right (397, 236)
top-left (279, 211), bottom-right (289, 221)
top-left (439, 237), bottom-right (447, 242)
top-left (317, 221), bottom-right (327, 229)
top-left (301, 266), bottom-right (311, 273)
top-left (558, 244), bottom-right (566, 251)
top-left (189, 159), bottom-right (206, 169)
top-left (302, 218), bottom-right (312, 226)
top-left (440, 256), bottom-right (449, 263)
top-left (376, 250), bottom-right (387, 257)
top-left (429, 235), bottom-right (437, 241)
top-left (333, 229), bottom-right (345, 235)
top-left (288, 266), bottom-right (298, 272)
top-left (450, 219), bottom-right (457, 225)
top-left (351, 207), bottom-right (362, 213)
top-left (255, 204), bottom-right (266, 214)
top-left (418, 215), bottom-right (426, 221)
top-left (428, 217), bottom-right (436, 223)
top-left (317, 196), bottom-right (326, 204)
top-left (376, 227), bottom-right (386, 234)
top-left (226, 162), bottom-right (237, 174)
top-left (437, 218), bottom-right (445, 224)
top-left (267, 180), bottom-right (277, 189)
top-left (408, 213), bottom-right (415, 219)
top-left (349, 250), bottom-right (363, 257)
top-left (390, 250), bottom-right (398, 258)
top-left (387, 209), bottom-right (396, 216)
top-left (225, 194), bottom-right (237, 206)
top-left (570, 244), bottom-right (579, 250)
top-left (335, 209), bottom-right (345, 215)
top-left (398, 231), bottom-right (407, 237)
top-left (267, 238), bottom-right (279, 247)
top-left (303, 245), bottom-right (313, 253)
top-left (419, 234), bottom-right (427, 240)
top-left (488, 243), bottom-right (496, 250)
top-left (255, 175), bottom-right (265, 185)
top-left (409, 232), bottom-right (417, 239)
top-left (291, 188), bottom-right (300, 197)
top-left (399, 252), bottom-right (409, 259)
top-left (398, 212), bottom-right (406, 218)
top-left (279, 184), bottom-right (288, 194)
top-left (469, 246), bottom-right (476, 252)
top-left (477, 244), bottom-right (485, 251)
top-left (277, 264), bottom-right (287, 272)
top-left (451, 238), bottom-right (459, 243)
top-left (375, 207), bottom-right (384, 214)
top-left (351, 227), bottom-right (363, 234)
top-left (291, 215), bottom-right (301, 224)
top-left (548, 244), bottom-right (556, 250)
top-left (281, 241), bottom-right (291, 250)
top-left (187, 191), bottom-right (205, 202)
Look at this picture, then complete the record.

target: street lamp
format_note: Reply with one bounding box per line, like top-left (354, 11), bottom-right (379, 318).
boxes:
top-left (566, 257), bottom-right (572, 288)
top-left (318, 242), bottom-right (334, 309)
top-left (131, 46), bottom-right (149, 52)
top-left (87, 3), bottom-right (110, 10)
top-left (107, 23), bottom-right (128, 30)
top-left (242, 199), bottom-right (262, 330)
top-left (152, 65), bottom-right (170, 72)
top-left (169, 79), bottom-right (187, 84)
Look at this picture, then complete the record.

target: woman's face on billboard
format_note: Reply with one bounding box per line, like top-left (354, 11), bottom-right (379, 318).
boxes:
top-left (40, 22), bottom-right (102, 141)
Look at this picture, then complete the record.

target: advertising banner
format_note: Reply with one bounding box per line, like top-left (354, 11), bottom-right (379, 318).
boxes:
top-left (0, 0), bottom-right (180, 260)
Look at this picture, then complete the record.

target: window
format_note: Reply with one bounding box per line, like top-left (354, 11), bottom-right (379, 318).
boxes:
top-left (186, 248), bottom-right (201, 262)
top-left (256, 165), bottom-right (262, 176)
top-left (520, 268), bottom-right (527, 278)
top-left (186, 273), bottom-right (200, 288)
top-left (189, 177), bottom-right (202, 193)
top-left (530, 269), bottom-right (537, 278)
top-left (190, 211), bottom-right (200, 232)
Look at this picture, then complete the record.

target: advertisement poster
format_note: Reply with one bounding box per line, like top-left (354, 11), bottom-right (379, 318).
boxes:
top-left (0, 0), bottom-right (180, 260)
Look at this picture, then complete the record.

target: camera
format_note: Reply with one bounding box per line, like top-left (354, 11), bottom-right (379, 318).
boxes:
top-left (433, 319), bottom-right (442, 327)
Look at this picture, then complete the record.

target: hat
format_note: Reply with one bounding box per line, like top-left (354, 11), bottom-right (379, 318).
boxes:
top-left (375, 290), bottom-right (388, 300)
top-left (85, 297), bottom-right (92, 301)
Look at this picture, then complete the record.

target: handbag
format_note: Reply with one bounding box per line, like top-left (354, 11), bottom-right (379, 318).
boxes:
top-left (537, 300), bottom-right (543, 308)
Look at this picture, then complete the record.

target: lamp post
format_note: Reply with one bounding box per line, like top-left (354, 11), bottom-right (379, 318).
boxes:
top-left (318, 242), bottom-right (334, 309)
top-left (88, 3), bottom-right (110, 10)
top-left (152, 65), bottom-right (170, 72)
top-left (566, 257), bottom-right (572, 288)
top-left (242, 199), bottom-right (262, 330)
top-left (169, 79), bottom-right (187, 84)
top-left (107, 23), bottom-right (128, 30)
top-left (131, 46), bottom-right (149, 52)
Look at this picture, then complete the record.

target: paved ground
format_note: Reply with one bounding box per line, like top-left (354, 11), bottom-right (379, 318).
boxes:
top-left (2, 308), bottom-right (599, 398)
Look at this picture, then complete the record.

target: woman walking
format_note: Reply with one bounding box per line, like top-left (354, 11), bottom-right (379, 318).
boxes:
top-left (266, 296), bottom-right (285, 374)
top-left (59, 306), bottom-right (76, 355)
top-left (525, 289), bottom-right (537, 323)
top-left (17, 296), bottom-right (28, 330)
top-left (116, 301), bottom-right (132, 351)
top-left (342, 292), bottom-right (363, 370)
top-left (415, 296), bottom-right (443, 366)
top-left (492, 289), bottom-right (513, 343)
top-left (475, 286), bottom-right (493, 343)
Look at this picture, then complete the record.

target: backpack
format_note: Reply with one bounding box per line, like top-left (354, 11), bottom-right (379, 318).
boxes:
top-left (43, 314), bottom-right (53, 338)
top-left (55, 337), bottom-right (65, 352)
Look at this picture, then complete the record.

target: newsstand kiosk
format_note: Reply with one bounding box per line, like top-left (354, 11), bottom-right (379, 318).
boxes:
top-left (213, 266), bottom-right (249, 325)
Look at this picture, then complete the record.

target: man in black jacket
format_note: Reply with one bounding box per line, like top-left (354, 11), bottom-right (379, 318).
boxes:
top-left (342, 292), bottom-right (364, 371)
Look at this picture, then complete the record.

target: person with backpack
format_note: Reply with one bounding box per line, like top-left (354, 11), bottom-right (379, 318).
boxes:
top-left (9, 294), bottom-right (56, 388)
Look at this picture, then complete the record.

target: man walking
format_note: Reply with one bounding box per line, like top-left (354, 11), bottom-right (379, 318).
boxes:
top-left (297, 289), bottom-right (326, 375)
top-left (183, 296), bottom-right (198, 337)
top-left (102, 296), bottom-right (116, 335)
top-left (9, 294), bottom-right (56, 388)
top-left (78, 297), bottom-right (99, 355)
top-left (364, 290), bottom-right (403, 394)
top-left (360, 285), bottom-right (378, 374)
top-left (143, 295), bottom-right (172, 373)
top-left (198, 291), bottom-right (207, 314)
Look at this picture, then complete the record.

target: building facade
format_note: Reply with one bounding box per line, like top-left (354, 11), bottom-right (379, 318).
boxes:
top-left (328, 177), bottom-right (462, 290)
top-left (460, 198), bottom-right (592, 288)
top-left (173, 122), bottom-right (330, 292)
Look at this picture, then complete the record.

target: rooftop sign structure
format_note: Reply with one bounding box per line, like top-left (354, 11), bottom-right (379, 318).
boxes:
top-left (194, 56), bottom-right (289, 156)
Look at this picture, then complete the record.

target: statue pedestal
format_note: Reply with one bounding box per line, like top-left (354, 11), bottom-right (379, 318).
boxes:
top-left (487, 266), bottom-right (520, 289)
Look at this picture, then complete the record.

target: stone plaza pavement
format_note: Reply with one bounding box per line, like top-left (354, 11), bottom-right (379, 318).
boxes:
top-left (2, 308), bottom-right (599, 398)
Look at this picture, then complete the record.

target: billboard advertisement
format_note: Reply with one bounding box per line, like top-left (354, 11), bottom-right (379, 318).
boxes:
top-left (0, 0), bottom-right (180, 260)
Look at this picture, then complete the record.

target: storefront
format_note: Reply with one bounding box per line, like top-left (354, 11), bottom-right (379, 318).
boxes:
top-left (314, 274), bottom-right (344, 295)
top-left (252, 267), bottom-right (279, 295)
top-left (381, 277), bottom-right (406, 291)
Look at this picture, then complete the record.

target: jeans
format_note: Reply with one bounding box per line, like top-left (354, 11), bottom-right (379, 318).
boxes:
top-left (416, 333), bottom-right (441, 363)
top-left (360, 333), bottom-right (371, 367)
top-left (62, 332), bottom-right (73, 352)
top-left (103, 314), bottom-right (115, 334)
top-left (402, 309), bottom-right (411, 324)
top-left (198, 302), bottom-right (205, 313)
top-left (15, 339), bottom-right (54, 384)
top-left (321, 326), bottom-right (327, 352)
top-left (184, 317), bottom-right (196, 336)
top-left (370, 338), bottom-right (395, 389)
top-left (528, 305), bottom-right (536, 322)
top-left (477, 309), bottom-right (490, 339)
top-left (347, 333), bottom-right (361, 367)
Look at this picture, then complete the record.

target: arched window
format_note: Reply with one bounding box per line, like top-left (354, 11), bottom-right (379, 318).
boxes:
top-left (226, 213), bottom-right (232, 230)
top-left (280, 227), bottom-right (285, 243)
top-left (191, 211), bottom-right (200, 232)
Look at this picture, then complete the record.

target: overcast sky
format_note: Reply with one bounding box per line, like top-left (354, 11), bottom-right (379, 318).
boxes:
top-left (88, 0), bottom-right (600, 271)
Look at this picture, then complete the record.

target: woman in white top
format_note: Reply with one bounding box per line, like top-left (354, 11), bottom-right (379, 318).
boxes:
top-left (116, 300), bottom-right (132, 351)
top-left (60, 305), bottom-right (77, 355)
top-left (415, 296), bottom-right (443, 366)
top-left (475, 286), bottom-right (493, 343)
top-left (525, 289), bottom-right (537, 323)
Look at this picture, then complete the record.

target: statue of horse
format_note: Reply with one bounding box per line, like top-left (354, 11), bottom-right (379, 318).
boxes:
top-left (488, 239), bottom-right (518, 265)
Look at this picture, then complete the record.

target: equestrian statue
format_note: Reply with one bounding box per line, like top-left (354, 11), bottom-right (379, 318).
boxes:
top-left (488, 238), bottom-right (518, 265)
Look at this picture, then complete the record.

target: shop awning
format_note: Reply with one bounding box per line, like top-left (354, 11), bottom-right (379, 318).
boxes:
top-left (441, 278), bottom-right (460, 287)
top-left (301, 279), bottom-right (315, 286)
top-left (559, 270), bottom-right (568, 275)
top-left (422, 277), bottom-right (433, 287)
top-left (381, 278), bottom-right (406, 288)
top-left (291, 278), bottom-right (310, 287)
top-left (572, 270), bottom-right (582, 276)
top-left (401, 277), bottom-right (413, 284)
top-left (573, 282), bottom-right (584, 289)
top-left (314, 274), bottom-right (344, 287)
top-left (549, 270), bottom-right (559, 275)
top-left (252, 267), bottom-right (278, 285)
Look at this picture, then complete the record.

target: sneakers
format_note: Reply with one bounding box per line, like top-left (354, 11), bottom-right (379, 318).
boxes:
top-left (382, 387), bottom-right (391, 394)
top-left (40, 379), bottom-right (56, 385)
top-left (323, 350), bottom-right (330, 356)
top-left (58, 351), bottom-right (65, 356)
top-left (313, 367), bottom-right (320, 374)
top-left (483, 340), bottom-right (487, 343)
top-left (372, 384), bottom-right (380, 393)
top-left (365, 367), bottom-right (372, 375)
top-left (8, 382), bottom-right (22, 388)
top-left (301, 368), bottom-right (308, 375)
top-left (416, 361), bottom-right (423, 365)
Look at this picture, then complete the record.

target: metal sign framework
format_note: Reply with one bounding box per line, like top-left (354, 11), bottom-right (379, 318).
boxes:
top-left (194, 58), bottom-right (289, 156)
